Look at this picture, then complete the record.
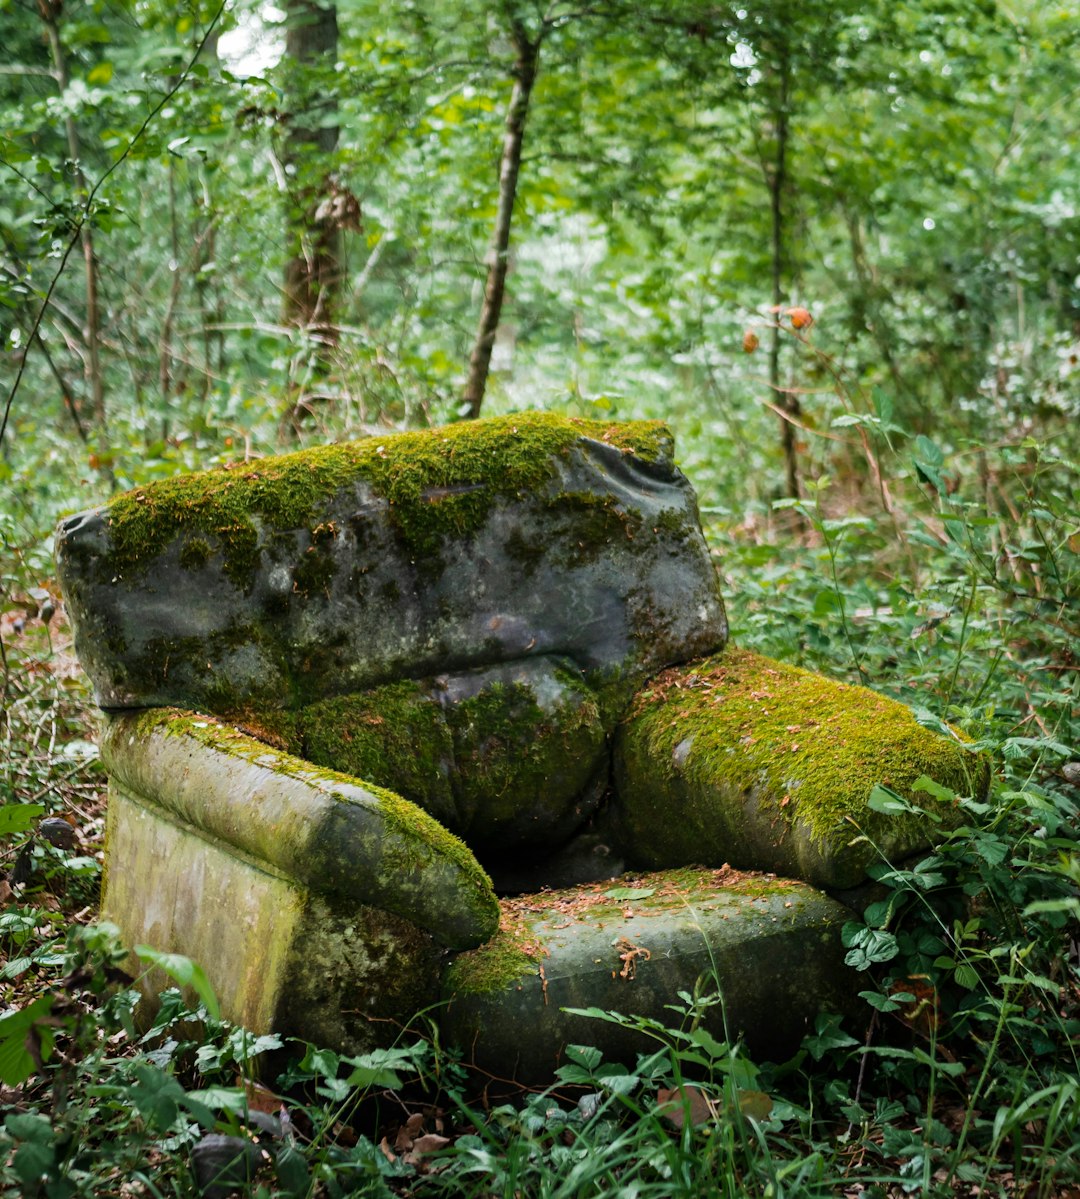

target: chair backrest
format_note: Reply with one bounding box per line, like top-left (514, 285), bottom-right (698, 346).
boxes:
top-left (56, 413), bottom-right (726, 713)
top-left (56, 412), bottom-right (728, 855)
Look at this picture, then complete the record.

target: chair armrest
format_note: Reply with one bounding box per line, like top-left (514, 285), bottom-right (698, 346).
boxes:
top-left (100, 708), bottom-right (499, 949)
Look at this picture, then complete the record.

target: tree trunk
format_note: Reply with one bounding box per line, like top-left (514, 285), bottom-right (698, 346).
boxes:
top-left (767, 50), bottom-right (799, 500)
top-left (462, 24), bottom-right (541, 420)
top-left (282, 0), bottom-right (342, 353)
top-left (39, 2), bottom-right (106, 432)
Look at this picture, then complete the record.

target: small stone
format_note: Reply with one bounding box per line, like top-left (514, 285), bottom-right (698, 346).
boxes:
top-left (191, 1134), bottom-right (264, 1199)
top-left (39, 818), bottom-right (77, 850)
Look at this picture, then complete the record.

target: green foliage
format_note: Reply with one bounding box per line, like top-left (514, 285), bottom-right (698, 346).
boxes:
top-left (0, 0), bottom-right (1078, 1192)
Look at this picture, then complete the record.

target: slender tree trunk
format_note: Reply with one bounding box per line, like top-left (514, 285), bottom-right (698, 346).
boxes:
top-left (767, 50), bottom-right (799, 500)
top-left (189, 170), bottom-right (222, 399)
top-left (159, 160), bottom-right (183, 421)
top-left (39, 2), bottom-right (106, 432)
top-left (282, 0), bottom-right (342, 354)
top-left (462, 23), bottom-right (541, 420)
top-left (844, 208), bottom-right (906, 400)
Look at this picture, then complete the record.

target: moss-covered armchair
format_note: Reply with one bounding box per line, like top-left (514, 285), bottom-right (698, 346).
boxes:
top-left (56, 413), bottom-right (988, 1080)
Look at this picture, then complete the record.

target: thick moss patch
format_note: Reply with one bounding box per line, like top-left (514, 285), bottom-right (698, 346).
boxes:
top-left (443, 666), bottom-right (605, 850)
top-left (299, 682), bottom-right (457, 827)
top-left (614, 648), bottom-right (990, 887)
top-left (122, 707), bottom-right (496, 913)
top-left (290, 658), bottom-right (607, 858)
top-left (102, 413), bottom-right (670, 586)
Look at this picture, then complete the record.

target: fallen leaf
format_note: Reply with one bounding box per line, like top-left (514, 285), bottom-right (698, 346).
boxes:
top-left (411, 1134), bottom-right (450, 1156)
top-left (657, 1084), bottom-right (715, 1128)
top-left (738, 1089), bottom-right (773, 1120)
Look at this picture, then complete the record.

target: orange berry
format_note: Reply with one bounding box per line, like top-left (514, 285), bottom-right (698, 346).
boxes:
top-left (787, 306), bottom-right (813, 330)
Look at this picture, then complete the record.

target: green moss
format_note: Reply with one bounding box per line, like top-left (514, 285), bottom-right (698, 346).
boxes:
top-left (444, 865), bottom-right (812, 998)
top-left (364, 779), bottom-right (494, 898)
top-left (102, 413), bottom-right (671, 588)
top-left (291, 545), bottom-right (336, 598)
top-left (443, 927), bottom-right (542, 996)
top-left (650, 506), bottom-right (696, 544)
top-left (544, 491), bottom-right (645, 566)
top-left (446, 671), bottom-right (604, 837)
top-left (298, 683), bottom-right (456, 825)
top-left (127, 620), bottom-right (290, 710)
top-left (622, 648), bottom-right (990, 853)
top-left (134, 707), bottom-right (495, 905)
top-left (296, 663), bottom-right (605, 851)
top-left (178, 537), bottom-right (212, 571)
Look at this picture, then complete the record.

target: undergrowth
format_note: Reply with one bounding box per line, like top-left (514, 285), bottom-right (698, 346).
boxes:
top-left (1, 374), bottom-right (1078, 1196)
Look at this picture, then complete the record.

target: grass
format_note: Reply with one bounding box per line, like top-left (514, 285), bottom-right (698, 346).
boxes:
top-left (1, 398), bottom-right (1078, 1196)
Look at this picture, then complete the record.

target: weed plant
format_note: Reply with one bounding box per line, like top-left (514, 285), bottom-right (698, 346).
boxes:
top-left (1, 352), bottom-right (1078, 1194)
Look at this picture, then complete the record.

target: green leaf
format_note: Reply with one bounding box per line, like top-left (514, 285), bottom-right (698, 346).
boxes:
top-left (842, 925), bottom-right (899, 971)
top-left (804, 1012), bottom-right (859, 1061)
top-left (344, 1061), bottom-right (402, 1089)
top-left (954, 963), bottom-right (979, 990)
top-left (914, 435), bottom-right (944, 467)
top-left (13, 1139), bottom-right (56, 1187)
top-left (299, 1044), bottom-right (339, 1081)
top-left (130, 1063), bottom-right (182, 1127)
top-left (564, 1043), bottom-right (603, 1071)
top-left (687, 1027), bottom-right (730, 1061)
top-left (859, 989), bottom-right (903, 1013)
top-left (0, 997), bottom-right (56, 1086)
top-left (598, 1071), bottom-right (639, 1096)
top-left (275, 1142), bottom-right (311, 1196)
top-left (0, 803), bottom-right (45, 836)
top-left (603, 886), bottom-right (655, 901)
top-left (912, 775), bottom-right (956, 802)
top-left (133, 946), bottom-right (221, 1020)
top-left (867, 784), bottom-right (918, 816)
top-left (184, 1086), bottom-right (250, 1115)
top-left (5, 1112), bottom-right (54, 1143)
top-left (87, 62), bottom-right (114, 85)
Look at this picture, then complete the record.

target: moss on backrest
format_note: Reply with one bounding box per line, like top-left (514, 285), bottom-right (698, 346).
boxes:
top-left (102, 413), bottom-right (670, 586)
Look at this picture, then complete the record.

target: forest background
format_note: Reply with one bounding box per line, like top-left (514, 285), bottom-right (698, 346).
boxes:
top-left (0, 0), bottom-right (1078, 1195)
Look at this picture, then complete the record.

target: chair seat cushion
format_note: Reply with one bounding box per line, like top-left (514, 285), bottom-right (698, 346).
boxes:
top-left (441, 866), bottom-right (857, 1082)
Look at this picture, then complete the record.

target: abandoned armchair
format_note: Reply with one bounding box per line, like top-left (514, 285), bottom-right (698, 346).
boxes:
top-left (55, 413), bottom-right (989, 1081)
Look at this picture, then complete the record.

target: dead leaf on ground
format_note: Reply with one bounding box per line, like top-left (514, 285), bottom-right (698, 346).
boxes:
top-left (656, 1084), bottom-right (715, 1128)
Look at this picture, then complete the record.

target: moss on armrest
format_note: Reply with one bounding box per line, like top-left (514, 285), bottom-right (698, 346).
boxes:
top-left (100, 708), bottom-right (500, 949)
